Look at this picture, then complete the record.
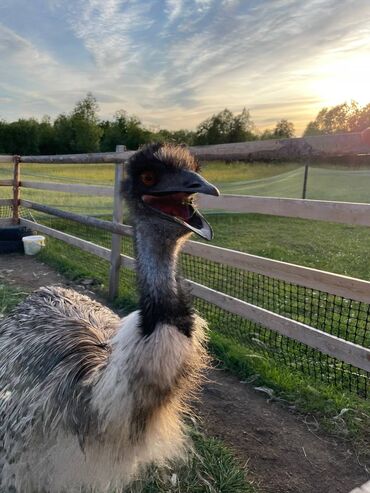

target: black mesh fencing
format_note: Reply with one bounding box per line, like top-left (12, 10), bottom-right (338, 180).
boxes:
top-left (0, 205), bottom-right (12, 219)
top-left (21, 207), bottom-right (370, 399)
top-left (12, 158), bottom-right (370, 400)
top-left (180, 253), bottom-right (370, 398)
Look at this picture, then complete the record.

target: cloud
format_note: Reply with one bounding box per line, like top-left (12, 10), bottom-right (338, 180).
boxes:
top-left (0, 23), bottom-right (92, 118)
top-left (165, 0), bottom-right (184, 22)
top-left (65, 0), bottom-right (155, 77)
top-left (0, 0), bottom-right (369, 134)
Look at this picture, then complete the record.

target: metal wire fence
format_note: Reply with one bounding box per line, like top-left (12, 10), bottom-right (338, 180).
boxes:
top-left (3, 149), bottom-right (370, 399)
top-left (25, 207), bottom-right (370, 398)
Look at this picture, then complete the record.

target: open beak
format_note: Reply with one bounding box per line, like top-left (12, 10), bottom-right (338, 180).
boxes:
top-left (142, 169), bottom-right (220, 240)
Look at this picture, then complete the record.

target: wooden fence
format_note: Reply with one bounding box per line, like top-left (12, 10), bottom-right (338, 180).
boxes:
top-left (1, 130), bottom-right (370, 375)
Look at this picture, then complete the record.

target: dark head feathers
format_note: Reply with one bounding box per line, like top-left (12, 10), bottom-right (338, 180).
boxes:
top-left (126, 143), bottom-right (200, 175)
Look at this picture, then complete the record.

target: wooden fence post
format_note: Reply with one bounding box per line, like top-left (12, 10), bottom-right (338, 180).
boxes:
top-left (12, 155), bottom-right (21, 224)
top-left (108, 148), bottom-right (125, 300)
top-left (302, 163), bottom-right (309, 199)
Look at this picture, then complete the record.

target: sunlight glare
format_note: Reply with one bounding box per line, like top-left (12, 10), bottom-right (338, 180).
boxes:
top-left (312, 52), bottom-right (370, 107)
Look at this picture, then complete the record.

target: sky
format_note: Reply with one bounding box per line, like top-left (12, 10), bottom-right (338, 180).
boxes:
top-left (0, 0), bottom-right (370, 135)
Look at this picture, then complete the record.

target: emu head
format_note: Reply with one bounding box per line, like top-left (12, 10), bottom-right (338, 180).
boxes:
top-left (123, 143), bottom-right (219, 241)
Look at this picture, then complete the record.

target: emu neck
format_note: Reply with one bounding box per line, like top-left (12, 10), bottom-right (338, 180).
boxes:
top-left (134, 221), bottom-right (193, 337)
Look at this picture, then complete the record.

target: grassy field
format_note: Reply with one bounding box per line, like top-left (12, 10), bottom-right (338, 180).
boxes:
top-left (3, 160), bottom-right (370, 202)
top-left (0, 281), bottom-right (255, 493)
top-left (2, 159), bottom-right (370, 462)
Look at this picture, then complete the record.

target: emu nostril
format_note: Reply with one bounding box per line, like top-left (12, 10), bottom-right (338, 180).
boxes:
top-left (188, 182), bottom-right (202, 189)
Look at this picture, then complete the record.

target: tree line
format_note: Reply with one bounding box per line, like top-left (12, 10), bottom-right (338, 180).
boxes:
top-left (0, 93), bottom-right (368, 155)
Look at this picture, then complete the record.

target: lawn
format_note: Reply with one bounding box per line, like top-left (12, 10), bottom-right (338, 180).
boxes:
top-left (3, 159), bottom-right (370, 203)
top-left (0, 161), bottom-right (370, 204)
top-left (2, 158), bottom-right (370, 464)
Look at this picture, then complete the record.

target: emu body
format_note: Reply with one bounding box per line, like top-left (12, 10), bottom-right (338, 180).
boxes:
top-left (0, 289), bottom-right (206, 492)
top-left (0, 144), bottom-right (218, 492)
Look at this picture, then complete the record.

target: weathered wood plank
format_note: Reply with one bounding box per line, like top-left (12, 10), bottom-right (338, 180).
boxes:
top-left (198, 194), bottom-right (370, 227)
top-left (183, 241), bottom-right (370, 304)
top-left (19, 129), bottom-right (370, 164)
top-left (20, 198), bottom-right (370, 304)
top-left (0, 180), bottom-right (13, 186)
top-left (0, 219), bottom-right (13, 226)
top-left (20, 219), bottom-right (111, 260)
top-left (20, 200), bottom-right (132, 236)
top-left (191, 129), bottom-right (370, 161)
top-left (119, 254), bottom-right (136, 270)
top-left (21, 216), bottom-right (370, 371)
top-left (12, 157), bottom-right (20, 224)
top-left (109, 162), bottom-right (124, 300)
top-left (21, 181), bottom-right (113, 197)
top-left (186, 280), bottom-right (370, 372)
top-left (0, 199), bottom-right (13, 206)
top-left (0, 156), bottom-right (12, 163)
top-left (20, 198), bottom-right (370, 303)
top-left (21, 151), bottom-right (135, 164)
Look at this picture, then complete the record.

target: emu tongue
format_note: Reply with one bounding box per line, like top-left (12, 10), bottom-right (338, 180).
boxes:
top-left (142, 193), bottom-right (193, 221)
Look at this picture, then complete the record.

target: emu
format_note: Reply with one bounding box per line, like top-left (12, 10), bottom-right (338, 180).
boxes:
top-left (0, 144), bottom-right (219, 493)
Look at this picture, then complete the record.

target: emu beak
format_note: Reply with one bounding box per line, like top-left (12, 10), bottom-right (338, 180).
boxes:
top-left (142, 169), bottom-right (220, 241)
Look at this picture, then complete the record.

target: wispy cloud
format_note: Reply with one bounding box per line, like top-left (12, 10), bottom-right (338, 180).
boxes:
top-left (165, 0), bottom-right (184, 22)
top-left (67, 0), bottom-right (154, 76)
top-left (0, 0), bottom-right (369, 133)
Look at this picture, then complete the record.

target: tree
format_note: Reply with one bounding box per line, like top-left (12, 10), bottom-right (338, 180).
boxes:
top-left (260, 129), bottom-right (274, 140)
top-left (5, 119), bottom-right (41, 154)
top-left (228, 108), bottom-right (256, 142)
top-left (38, 116), bottom-right (57, 154)
top-left (100, 110), bottom-right (153, 151)
top-left (154, 128), bottom-right (195, 145)
top-left (273, 119), bottom-right (295, 139)
top-left (303, 101), bottom-right (364, 136)
top-left (261, 120), bottom-right (295, 140)
top-left (54, 93), bottom-right (102, 153)
top-left (0, 120), bottom-right (8, 153)
top-left (195, 108), bottom-right (256, 145)
top-left (348, 103), bottom-right (370, 132)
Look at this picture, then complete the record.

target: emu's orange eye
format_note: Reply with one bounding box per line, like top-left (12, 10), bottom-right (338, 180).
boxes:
top-left (140, 171), bottom-right (156, 186)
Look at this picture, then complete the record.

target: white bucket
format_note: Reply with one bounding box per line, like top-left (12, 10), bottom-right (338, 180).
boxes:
top-left (22, 235), bottom-right (46, 255)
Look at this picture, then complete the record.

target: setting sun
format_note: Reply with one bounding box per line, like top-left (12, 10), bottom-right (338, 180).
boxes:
top-left (312, 50), bottom-right (370, 107)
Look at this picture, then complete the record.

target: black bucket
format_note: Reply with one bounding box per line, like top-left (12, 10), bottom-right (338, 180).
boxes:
top-left (0, 226), bottom-right (35, 254)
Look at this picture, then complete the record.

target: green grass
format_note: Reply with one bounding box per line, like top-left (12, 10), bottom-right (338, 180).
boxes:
top-left (3, 158), bottom-right (370, 466)
top-left (37, 226), bottom-right (370, 461)
top-left (0, 283), bottom-right (27, 316)
top-left (202, 161), bottom-right (300, 184)
top-left (125, 431), bottom-right (255, 493)
top-left (204, 213), bottom-right (370, 279)
top-left (4, 160), bottom-right (370, 204)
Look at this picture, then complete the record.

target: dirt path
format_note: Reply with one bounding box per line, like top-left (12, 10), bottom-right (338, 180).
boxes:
top-left (197, 369), bottom-right (368, 493)
top-left (1, 254), bottom-right (368, 493)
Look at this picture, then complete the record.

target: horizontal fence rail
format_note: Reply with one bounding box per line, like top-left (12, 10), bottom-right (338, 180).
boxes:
top-left (20, 200), bottom-right (370, 304)
top-left (20, 151), bottom-right (135, 164)
top-left (3, 135), bottom-right (370, 397)
top-left (21, 181), bottom-right (113, 197)
top-left (0, 199), bottom-right (13, 206)
top-left (20, 177), bottom-right (370, 228)
top-left (187, 281), bottom-right (370, 373)
top-left (182, 242), bottom-right (370, 305)
top-left (20, 200), bottom-right (132, 236)
top-left (19, 218), bottom-right (370, 373)
top-left (191, 131), bottom-right (370, 161)
top-left (199, 195), bottom-right (370, 228)
top-left (16, 129), bottom-right (370, 164)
